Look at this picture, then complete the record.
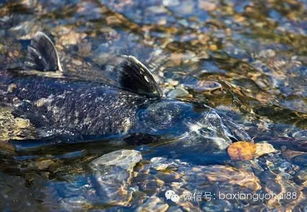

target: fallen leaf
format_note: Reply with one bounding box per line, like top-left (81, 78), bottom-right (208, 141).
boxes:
top-left (227, 141), bottom-right (256, 160)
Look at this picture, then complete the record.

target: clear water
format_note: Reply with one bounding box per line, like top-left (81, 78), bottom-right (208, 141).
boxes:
top-left (0, 0), bottom-right (306, 211)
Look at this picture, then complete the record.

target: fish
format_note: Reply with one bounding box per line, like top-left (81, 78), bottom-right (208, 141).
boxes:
top-left (0, 32), bottom-right (248, 150)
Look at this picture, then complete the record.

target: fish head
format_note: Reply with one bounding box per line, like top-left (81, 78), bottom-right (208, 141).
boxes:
top-left (135, 99), bottom-right (205, 138)
top-left (132, 99), bottom-right (251, 151)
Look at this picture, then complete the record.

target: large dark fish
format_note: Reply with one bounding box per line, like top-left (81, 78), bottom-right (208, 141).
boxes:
top-left (0, 32), bottom-right (245, 149)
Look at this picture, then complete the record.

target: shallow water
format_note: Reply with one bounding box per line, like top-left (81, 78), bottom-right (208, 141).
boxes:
top-left (0, 0), bottom-right (306, 211)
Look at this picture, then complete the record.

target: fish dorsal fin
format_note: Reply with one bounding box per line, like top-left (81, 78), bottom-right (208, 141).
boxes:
top-left (116, 55), bottom-right (162, 97)
top-left (25, 32), bottom-right (63, 72)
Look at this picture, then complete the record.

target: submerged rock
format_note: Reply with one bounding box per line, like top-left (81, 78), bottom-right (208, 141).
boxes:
top-left (166, 87), bottom-right (190, 98)
top-left (131, 157), bottom-right (262, 211)
top-left (130, 154), bottom-right (306, 211)
top-left (0, 107), bottom-right (36, 141)
top-left (136, 196), bottom-right (169, 212)
top-left (46, 149), bottom-right (142, 209)
top-left (0, 172), bottom-right (50, 211)
top-left (90, 149), bottom-right (142, 172)
top-left (88, 149), bottom-right (143, 206)
top-left (227, 141), bottom-right (278, 161)
top-left (36, 149), bottom-right (306, 211)
top-left (255, 142), bottom-right (278, 157)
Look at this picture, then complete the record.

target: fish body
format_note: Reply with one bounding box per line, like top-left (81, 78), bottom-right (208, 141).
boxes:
top-left (0, 32), bottom-right (205, 145)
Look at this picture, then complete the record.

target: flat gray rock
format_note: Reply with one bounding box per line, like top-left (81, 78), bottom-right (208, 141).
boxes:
top-left (90, 149), bottom-right (142, 172)
top-left (89, 149), bottom-right (142, 206)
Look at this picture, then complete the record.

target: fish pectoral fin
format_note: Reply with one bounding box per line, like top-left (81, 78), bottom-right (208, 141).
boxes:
top-left (25, 32), bottom-right (63, 72)
top-left (117, 55), bottom-right (162, 97)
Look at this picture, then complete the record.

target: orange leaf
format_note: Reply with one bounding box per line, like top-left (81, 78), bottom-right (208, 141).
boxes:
top-left (227, 141), bottom-right (256, 161)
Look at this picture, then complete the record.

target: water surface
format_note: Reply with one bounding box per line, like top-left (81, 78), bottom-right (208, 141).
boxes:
top-left (0, 0), bottom-right (306, 211)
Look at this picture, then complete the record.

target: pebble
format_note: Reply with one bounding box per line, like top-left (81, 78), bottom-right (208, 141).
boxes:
top-left (188, 80), bottom-right (222, 92)
top-left (34, 159), bottom-right (56, 170)
top-left (136, 197), bottom-right (169, 212)
top-left (7, 83), bottom-right (17, 93)
top-left (89, 150), bottom-right (143, 206)
top-left (163, 0), bottom-right (179, 7)
top-left (91, 149), bottom-right (142, 172)
top-left (258, 49), bottom-right (276, 58)
top-left (56, 27), bottom-right (87, 46)
top-left (255, 142), bottom-right (278, 158)
top-left (209, 44), bottom-right (218, 51)
top-left (296, 169), bottom-right (307, 185)
top-left (199, 1), bottom-right (217, 12)
top-left (167, 87), bottom-right (190, 98)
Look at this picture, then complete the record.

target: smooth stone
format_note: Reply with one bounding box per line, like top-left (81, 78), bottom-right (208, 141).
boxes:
top-left (90, 149), bottom-right (142, 172)
top-left (167, 87), bottom-right (190, 98)
top-left (89, 150), bottom-right (143, 206)
top-left (136, 197), bottom-right (169, 212)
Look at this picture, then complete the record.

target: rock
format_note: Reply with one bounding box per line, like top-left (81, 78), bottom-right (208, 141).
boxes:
top-left (46, 150), bottom-right (143, 209)
top-left (7, 83), bottom-right (17, 93)
top-left (292, 130), bottom-right (307, 140)
top-left (227, 141), bottom-right (278, 161)
top-left (258, 49), bottom-right (276, 58)
top-left (163, 0), bottom-right (179, 7)
top-left (296, 169), bottom-right (307, 186)
top-left (89, 150), bottom-right (142, 206)
top-left (136, 197), bottom-right (169, 212)
top-left (150, 157), bottom-right (169, 171)
top-left (165, 79), bottom-right (179, 87)
top-left (131, 157), bottom-right (262, 211)
top-left (291, 154), bottom-right (307, 167)
top-left (209, 44), bottom-right (218, 51)
top-left (167, 87), bottom-right (190, 98)
top-left (0, 172), bottom-right (49, 211)
top-left (150, 157), bottom-right (183, 172)
top-left (192, 165), bottom-right (262, 191)
top-left (34, 159), bottom-right (57, 170)
top-left (91, 149), bottom-right (142, 172)
top-left (55, 26), bottom-right (87, 47)
top-left (35, 97), bottom-right (52, 107)
top-left (282, 149), bottom-right (306, 161)
top-left (170, 53), bottom-right (183, 65)
top-left (0, 43), bottom-right (4, 53)
top-left (255, 142), bottom-right (278, 158)
top-left (186, 80), bottom-right (222, 92)
top-left (199, 0), bottom-right (217, 12)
